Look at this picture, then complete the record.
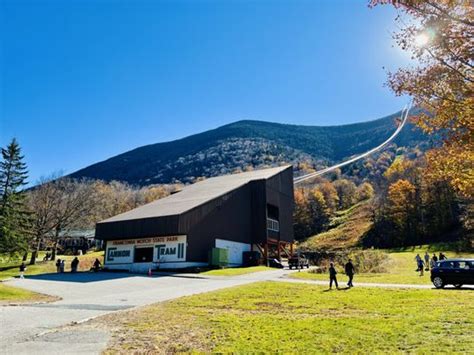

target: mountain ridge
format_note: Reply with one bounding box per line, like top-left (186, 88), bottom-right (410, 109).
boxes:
top-left (70, 111), bottom-right (428, 186)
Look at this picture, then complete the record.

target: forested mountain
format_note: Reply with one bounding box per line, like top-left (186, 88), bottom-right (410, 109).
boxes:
top-left (70, 111), bottom-right (429, 185)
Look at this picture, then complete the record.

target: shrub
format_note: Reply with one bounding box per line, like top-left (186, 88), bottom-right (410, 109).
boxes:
top-left (308, 249), bottom-right (390, 274)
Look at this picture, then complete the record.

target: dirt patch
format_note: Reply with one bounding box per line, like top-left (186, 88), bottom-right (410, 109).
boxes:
top-left (85, 302), bottom-right (213, 354)
top-left (0, 293), bottom-right (60, 306)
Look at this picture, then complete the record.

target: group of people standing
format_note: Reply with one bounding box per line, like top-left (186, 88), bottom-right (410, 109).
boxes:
top-left (56, 257), bottom-right (102, 272)
top-left (415, 251), bottom-right (447, 276)
top-left (55, 257), bottom-right (80, 273)
top-left (17, 256), bottom-right (80, 278)
top-left (18, 256), bottom-right (103, 278)
top-left (328, 259), bottom-right (355, 290)
top-left (55, 258), bottom-right (65, 272)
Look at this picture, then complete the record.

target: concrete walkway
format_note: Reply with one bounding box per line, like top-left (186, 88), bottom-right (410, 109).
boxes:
top-left (0, 269), bottom-right (459, 354)
top-left (277, 277), bottom-right (434, 289)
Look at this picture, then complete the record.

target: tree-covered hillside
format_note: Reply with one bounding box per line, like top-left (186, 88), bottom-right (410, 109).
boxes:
top-left (71, 111), bottom-right (428, 185)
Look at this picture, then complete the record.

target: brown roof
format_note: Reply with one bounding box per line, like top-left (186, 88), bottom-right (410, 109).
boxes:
top-left (98, 165), bottom-right (291, 223)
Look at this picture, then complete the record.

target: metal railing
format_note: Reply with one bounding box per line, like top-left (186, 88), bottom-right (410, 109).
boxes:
top-left (267, 218), bottom-right (280, 232)
top-left (293, 102), bottom-right (412, 185)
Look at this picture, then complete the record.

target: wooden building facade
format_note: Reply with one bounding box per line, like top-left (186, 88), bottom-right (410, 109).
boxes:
top-left (95, 165), bottom-right (294, 272)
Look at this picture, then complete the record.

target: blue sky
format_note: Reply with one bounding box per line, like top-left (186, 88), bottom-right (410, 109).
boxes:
top-left (1, 0), bottom-right (410, 183)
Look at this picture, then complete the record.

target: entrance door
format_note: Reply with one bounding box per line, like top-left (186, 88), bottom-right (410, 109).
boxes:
top-left (134, 247), bottom-right (154, 263)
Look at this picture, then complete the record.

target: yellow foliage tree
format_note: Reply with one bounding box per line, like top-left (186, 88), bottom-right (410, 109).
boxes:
top-left (383, 157), bottom-right (416, 183)
top-left (293, 189), bottom-right (312, 239)
top-left (388, 179), bottom-right (416, 229)
top-left (371, 0), bottom-right (474, 196)
top-left (316, 181), bottom-right (339, 212)
top-left (356, 182), bottom-right (375, 201)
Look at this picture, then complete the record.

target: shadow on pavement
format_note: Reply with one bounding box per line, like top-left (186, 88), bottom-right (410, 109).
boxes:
top-left (25, 271), bottom-right (160, 283)
top-left (23, 270), bottom-right (213, 283)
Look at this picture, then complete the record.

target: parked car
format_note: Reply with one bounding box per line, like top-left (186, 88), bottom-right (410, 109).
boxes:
top-left (243, 251), bottom-right (261, 266)
top-left (288, 254), bottom-right (309, 269)
top-left (267, 258), bottom-right (284, 269)
top-left (431, 259), bottom-right (474, 289)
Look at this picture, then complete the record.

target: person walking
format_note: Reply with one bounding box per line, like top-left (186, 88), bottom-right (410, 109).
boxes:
top-left (345, 259), bottom-right (355, 287)
top-left (417, 258), bottom-right (424, 276)
top-left (60, 259), bottom-right (65, 273)
top-left (415, 254), bottom-right (422, 271)
top-left (424, 252), bottom-right (430, 270)
top-left (71, 257), bottom-right (79, 273)
top-left (56, 259), bottom-right (61, 273)
top-left (19, 262), bottom-right (26, 279)
top-left (329, 262), bottom-right (339, 290)
top-left (92, 258), bottom-right (101, 272)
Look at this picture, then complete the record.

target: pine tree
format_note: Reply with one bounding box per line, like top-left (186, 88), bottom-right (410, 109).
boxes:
top-left (0, 139), bottom-right (31, 254)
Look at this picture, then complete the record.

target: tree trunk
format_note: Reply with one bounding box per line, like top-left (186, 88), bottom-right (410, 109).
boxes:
top-left (51, 227), bottom-right (60, 261)
top-left (51, 240), bottom-right (58, 261)
top-left (22, 251), bottom-right (28, 261)
top-left (29, 239), bottom-right (41, 265)
top-left (30, 250), bottom-right (37, 265)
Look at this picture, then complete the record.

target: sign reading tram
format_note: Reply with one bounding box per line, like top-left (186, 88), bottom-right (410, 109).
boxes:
top-left (105, 235), bottom-right (187, 264)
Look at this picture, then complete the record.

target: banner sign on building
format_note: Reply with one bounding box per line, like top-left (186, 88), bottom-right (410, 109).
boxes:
top-left (105, 235), bottom-right (187, 264)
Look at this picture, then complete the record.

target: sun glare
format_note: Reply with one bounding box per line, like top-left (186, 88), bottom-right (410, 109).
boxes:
top-left (414, 32), bottom-right (430, 47)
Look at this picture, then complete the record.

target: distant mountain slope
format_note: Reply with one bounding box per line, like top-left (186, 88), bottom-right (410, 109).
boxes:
top-left (70, 112), bottom-right (428, 185)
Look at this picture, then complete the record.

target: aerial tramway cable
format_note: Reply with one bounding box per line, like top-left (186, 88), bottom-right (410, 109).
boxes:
top-left (293, 102), bottom-right (412, 185)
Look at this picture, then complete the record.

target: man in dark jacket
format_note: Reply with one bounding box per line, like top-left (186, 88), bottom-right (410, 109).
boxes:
top-left (71, 257), bottom-right (79, 273)
top-left (92, 258), bottom-right (101, 272)
top-left (19, 262), bottom-right (26, 279)
top-left (345, 259), bottom-right (355, 287)
top-left (329, 262), bottom-right (338, 289)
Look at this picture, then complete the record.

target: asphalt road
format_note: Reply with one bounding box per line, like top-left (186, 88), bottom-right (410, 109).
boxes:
top-left (1, 268), bottom-right (449, 354)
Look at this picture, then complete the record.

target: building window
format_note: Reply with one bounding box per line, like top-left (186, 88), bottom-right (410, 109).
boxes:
top-left (134, 247), bottom-right (154, 263)
top-left (267, 218), bottom-right (280, 232)
top-left (267, 204), bottom-right (279, 220)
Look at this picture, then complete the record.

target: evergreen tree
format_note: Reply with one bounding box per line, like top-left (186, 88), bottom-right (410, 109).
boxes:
top-left (0, 139), bottom-right (31, 254)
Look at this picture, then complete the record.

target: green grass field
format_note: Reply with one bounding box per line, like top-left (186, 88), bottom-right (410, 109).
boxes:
top-left (0, 251), bottom-right (104, 281)
top-left (0, 251), bottom-right (104, 302)
top-left (0, 283), bottom-right (56, 304)
top-left (100, 281), bottom-right (474, 353)
top-left (291, 247), bottom-right (474, 285)
top-left (201, 266), bottom-right (273, 276)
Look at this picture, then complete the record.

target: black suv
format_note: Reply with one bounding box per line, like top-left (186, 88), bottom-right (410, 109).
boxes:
top-left (430, 259), bottom-right (474, 289)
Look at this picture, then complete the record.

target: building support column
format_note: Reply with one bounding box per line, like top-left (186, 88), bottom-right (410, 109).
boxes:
top-left (264, 242), bottom-right (269, 266)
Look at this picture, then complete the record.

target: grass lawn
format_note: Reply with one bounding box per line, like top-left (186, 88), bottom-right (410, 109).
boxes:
top-left (299, 200), bottom-right (373, 250)
top-left (100, 281), bottom-right (474, 353)
top-left (0, 251), bottom-right (104, 303)
top-left (201, 266), bottom-right (273, 276)
top-left (0, 283), bottom-right (57, 304)
top-left (291, 247), bottom-right (474, 285)
top-left (0, 251), bottom-right (104, 281)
